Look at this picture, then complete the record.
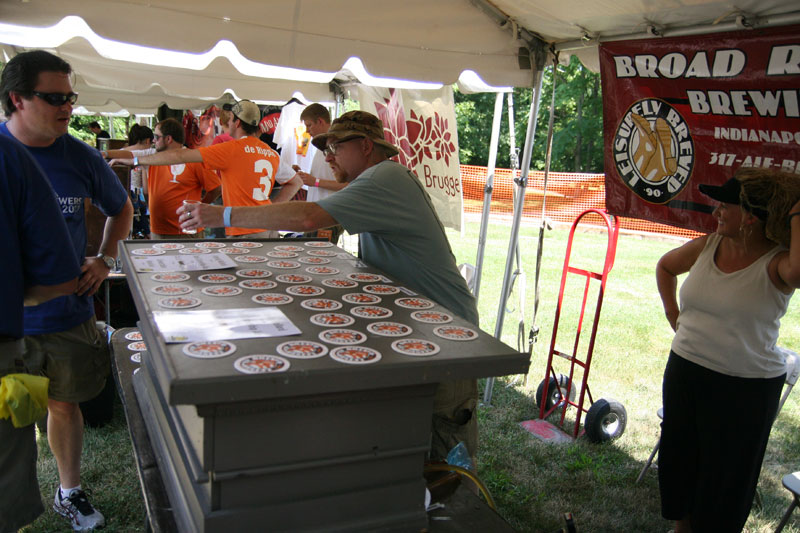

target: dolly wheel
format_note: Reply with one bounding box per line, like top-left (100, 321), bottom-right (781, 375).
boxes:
top-left (584, 398), bottom-right (627, 443)
top-left (536, 374), bottom-right (575, 412)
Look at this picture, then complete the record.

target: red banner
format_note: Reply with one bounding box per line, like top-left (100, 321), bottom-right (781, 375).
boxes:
top-left (600, 25), bottom-right (800, 233)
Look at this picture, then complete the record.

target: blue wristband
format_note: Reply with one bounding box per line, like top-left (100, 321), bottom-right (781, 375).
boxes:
top-left (223, 206), bottom-right (232, 228)
top-left (133, 156), bottom-right (138, 166)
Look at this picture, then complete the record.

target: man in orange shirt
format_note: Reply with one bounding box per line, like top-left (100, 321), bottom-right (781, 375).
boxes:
top-left (147, 118), bottom-right (221, 238)
top-left (125, 100), bottom-right (301, 238)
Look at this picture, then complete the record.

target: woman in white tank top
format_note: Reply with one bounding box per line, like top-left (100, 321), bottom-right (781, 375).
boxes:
top-left (655, 167), bottom-right (800, 533)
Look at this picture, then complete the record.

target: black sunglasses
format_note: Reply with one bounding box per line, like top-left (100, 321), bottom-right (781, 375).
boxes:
top-left (29, 91), bottom-right (79, 106)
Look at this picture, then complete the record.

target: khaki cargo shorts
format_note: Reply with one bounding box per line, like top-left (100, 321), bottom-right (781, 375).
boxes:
top-left (23, 317), bottom-right (110, 404)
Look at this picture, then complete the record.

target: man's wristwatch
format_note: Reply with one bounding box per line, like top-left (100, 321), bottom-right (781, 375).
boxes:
top-left (96, 253), bottom-right (116, 270)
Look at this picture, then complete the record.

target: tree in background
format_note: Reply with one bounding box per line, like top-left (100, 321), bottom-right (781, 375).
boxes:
top-left (455, 55), bottom-right (603, 173)
top-left (68, 115), bottom-right (97, 144)
top-left (69, 115), bottom-right (131, 145)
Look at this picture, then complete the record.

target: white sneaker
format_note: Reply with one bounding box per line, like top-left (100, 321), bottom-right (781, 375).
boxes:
top-left (53, 487), bottom-right (106, 531)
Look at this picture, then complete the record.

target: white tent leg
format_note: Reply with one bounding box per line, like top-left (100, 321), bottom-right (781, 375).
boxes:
top-left (473, 92), bottom-right (505, 302)
top-left (529, 53), bottom-right (561, 359)
top-left (483, 64), bottom-right (545, 406)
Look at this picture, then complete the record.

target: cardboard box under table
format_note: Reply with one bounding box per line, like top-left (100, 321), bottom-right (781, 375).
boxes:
top-left (120, 239), bottom-right (528, 532)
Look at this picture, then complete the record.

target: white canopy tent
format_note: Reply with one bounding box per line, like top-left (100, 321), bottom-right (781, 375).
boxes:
top-left (2, 0), bottom-right (799, 403)
top-left (3, 1), bottom-right (798, 115)
top-left (4, 1), bottom-right (799, 82)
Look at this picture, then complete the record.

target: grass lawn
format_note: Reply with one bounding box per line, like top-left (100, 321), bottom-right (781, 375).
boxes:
top-left (22, 216), bottom-right (800, 532)
top-left (449, 215), bottom-right (800, 533)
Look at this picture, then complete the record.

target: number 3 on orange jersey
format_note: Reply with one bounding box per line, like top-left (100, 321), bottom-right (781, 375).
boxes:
top-left (252, 159), bottom-right (274, 201)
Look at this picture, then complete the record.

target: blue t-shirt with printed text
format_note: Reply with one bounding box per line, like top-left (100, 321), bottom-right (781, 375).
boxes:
top-left (0, 123), bottom-right (128, 335)
top-left (0, 134), bottom-right (81, 338)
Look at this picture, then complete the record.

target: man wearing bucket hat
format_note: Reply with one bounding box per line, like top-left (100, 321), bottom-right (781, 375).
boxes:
top-left (180, 110), bottom-right (480, 461)
top-left (656, 167), bottom-right (800, 532)
top-left (124, 100), bottom-right (302, 238)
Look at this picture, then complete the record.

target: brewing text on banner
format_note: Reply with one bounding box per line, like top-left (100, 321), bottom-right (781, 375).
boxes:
top-left (600, 25), bottom-right (800, 233)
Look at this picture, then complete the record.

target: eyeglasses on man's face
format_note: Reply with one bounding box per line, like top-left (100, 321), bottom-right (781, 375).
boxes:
top-left (323, 136), bottom-right (361, 157)
top-left (29, 91), bottom-right (79, 107)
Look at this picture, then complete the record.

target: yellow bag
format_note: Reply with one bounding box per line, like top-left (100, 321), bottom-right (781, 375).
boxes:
top-left (0, 373), bottom-right (49, 428)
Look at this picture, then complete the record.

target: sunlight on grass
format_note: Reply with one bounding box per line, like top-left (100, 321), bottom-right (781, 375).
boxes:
top-left (450, 216), bottom-right (800, 532)
top-left (20, 217), bottom-right (800, 532)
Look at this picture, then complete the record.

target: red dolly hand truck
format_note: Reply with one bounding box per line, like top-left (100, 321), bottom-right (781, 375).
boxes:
top-left (536, 209), bottom-right (626, 442)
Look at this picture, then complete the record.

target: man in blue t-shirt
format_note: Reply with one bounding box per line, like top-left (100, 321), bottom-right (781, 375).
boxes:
top-left (179, 111), bottom-right (480, 462)
top-left (0, 134), bottom-right (81, 532)
top-left (0, 50), bottom-right (133, 531)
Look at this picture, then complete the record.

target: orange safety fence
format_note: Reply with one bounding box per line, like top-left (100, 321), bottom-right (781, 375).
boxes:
top-left (460, 165), bottom-right (702, 240)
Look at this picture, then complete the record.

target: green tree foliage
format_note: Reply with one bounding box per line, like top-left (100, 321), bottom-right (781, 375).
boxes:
top-left (68, 115), bottom-right (97, 144)
top-left (69, 115), bottom-right (131, 146)
top-left (455, 55), bottom-right (603, 172)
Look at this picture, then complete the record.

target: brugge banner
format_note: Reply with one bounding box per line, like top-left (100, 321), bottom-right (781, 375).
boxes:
top-left (600, 25), bottom-right (800, 233)
top-left (359, 86), bottom-right (463, 231)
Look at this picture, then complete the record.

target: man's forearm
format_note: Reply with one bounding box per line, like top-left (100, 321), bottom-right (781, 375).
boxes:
top-left (318, 179), bottom-right (347, 192)
top-left (139, 148), bottom-right (203, 166)
top-left (24, 278), bottom-right (79, 306)
top-left (103, 149), bottom-right (133, 160)
top-left (272, 176), bottom-right (303, 204)
top-left (232, 202), bottom-right (332, 232)
top-left (99, 199), bottom-right (134, 258)
top-left (183, 201), bottom-right (336, 233)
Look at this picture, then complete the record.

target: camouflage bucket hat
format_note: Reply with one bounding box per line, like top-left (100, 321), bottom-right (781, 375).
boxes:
top-left (311, 110), bottom-right (399, 157)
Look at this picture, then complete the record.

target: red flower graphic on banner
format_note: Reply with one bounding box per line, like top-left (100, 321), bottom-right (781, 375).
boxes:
top-left (429, 112), bottom-right (456, 166)
top-left (373, 89), bottom-right (456, 170)
top-left (374, 90), bottom-right (413, 167)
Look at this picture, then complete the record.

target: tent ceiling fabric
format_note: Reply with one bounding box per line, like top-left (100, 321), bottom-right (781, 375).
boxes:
top-left (1, 0), bottom-right (533, 87)
top-left (2, 0), bottom-right (799, 113)
top-left (1, 39), bottom-right (335, 114)
top-left (492, 0), bottom-right (797, 42)
top-left (23, 37), bottom-right (332, 105)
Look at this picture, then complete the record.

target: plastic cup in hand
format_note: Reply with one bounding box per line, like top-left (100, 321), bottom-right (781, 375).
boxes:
top-left (182, 199), bottom-right (200, 234)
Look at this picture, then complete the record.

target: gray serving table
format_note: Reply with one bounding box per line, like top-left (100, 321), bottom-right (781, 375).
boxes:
top-left (119, 239), bottom-right (528, 532)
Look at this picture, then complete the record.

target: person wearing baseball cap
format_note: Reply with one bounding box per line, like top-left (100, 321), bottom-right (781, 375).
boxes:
top-left (120, 99), bottom-right (302, 238)
top-left (179, 110), bottom-right (480, 463)
top-left (229, 99), bottom-right (261, 128)
top-left (656, 167), bottom-right (800, 532)
top-left (697, 174), bottom-right (770, 221)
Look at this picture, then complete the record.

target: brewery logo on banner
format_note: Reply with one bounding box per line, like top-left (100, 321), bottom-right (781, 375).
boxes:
top-left (613, 98), bottom-right (694, 204)
top-left (358, 86), bottom-right (463, 231)
top-left (600, 25), bottom-right (800, 233)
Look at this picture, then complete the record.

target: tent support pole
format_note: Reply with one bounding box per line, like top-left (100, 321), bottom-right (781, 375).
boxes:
top-left (483, 62), bottom-right (545, 405)
top-left (529, 51), bottom-right (560, 358)
top-left (473, 92), bottom-right (505, 301)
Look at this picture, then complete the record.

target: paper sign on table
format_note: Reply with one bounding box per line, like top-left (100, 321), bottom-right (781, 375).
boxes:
top-left (130, 253), bottom-right (237, 272)
top-left (153, 307), bottom-right (301, 343)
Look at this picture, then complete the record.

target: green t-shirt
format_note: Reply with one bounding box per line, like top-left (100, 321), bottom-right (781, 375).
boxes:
top-left (317, 161), bottom-right (478, 324)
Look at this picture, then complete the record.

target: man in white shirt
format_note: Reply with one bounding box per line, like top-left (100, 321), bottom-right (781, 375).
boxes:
top-left (294, 104), bottom-right (346, 242)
